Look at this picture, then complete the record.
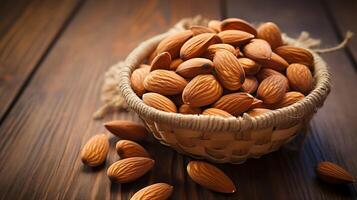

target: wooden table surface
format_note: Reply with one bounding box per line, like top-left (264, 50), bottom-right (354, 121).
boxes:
top-left (0, 0), bottom-right (357, 199)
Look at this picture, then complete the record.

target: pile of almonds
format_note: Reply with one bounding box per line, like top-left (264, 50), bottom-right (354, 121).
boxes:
top-left (132, 18), bottom-right (315, 117)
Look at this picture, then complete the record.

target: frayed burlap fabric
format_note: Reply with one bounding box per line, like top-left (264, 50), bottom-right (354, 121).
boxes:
top-left (93, 16), bottom-right (352, 163)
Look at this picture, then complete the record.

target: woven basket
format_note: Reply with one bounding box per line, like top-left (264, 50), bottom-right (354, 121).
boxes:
top-left (117, 18), bottom-right (331, 164)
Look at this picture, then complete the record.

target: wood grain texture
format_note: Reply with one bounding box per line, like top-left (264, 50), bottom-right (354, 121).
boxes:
top-left (0, 0), bottom-right (220, 199)
top-left (226, 0), bottom-right (357, 199)
top-left (0, 0), bottom-right (81, 120)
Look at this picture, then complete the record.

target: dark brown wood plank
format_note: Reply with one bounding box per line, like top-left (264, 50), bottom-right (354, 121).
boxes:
top-left (225, 0), bottom-right (357, 199)
top-left (0, 0), bottom-right (82, 121)
top-left (0, 0), bottom-right (220, 199)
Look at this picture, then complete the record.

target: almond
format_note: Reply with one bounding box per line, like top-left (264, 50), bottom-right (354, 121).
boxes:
top-left (286, 63), bottom-right (313, 94)
top-left (316, 161), bottom-right (355, 184)
top-left (221, 18), bottom-right (257, 36)
top-left (80, 134), bottom-right (109, 167)
top-left (176, 58), bottom-right (213, 78)
top-left (104, 120), bottom-right (148, 141)
top-left (213, 50), bottom-right (245, 91)
top-left (182, 74), bottom-right (223, 107)
top-left (213, 92), bottom-right (254, 116)
top-left (238, 57), bottom-right (261, 75)
top-left (180, 33), bottom-right (220, 60)
top-left (190, 25), bottom-right (215, 35)
top-left (150, 52), bottom-right (171, 71)
top-left (257, 75), bottom-right (287, 104)
top-left (217, 30), bottom-right (254, 46)
top-left (169, 58), bottom-right (183, 70)
top-left (247, 108), bottom-right (271, 117)
top-left (261, 52), bottom-right (289, 72)
top-left (116, 140), bottom-right (149, 158)
top-left (208, 20), bottom-right (221, 32)
top-left (250, 98), bottom-right (264, 109)
top-left (144, 70), bottom-right (187, 95)
top-left (243, 39), bottom-right (272, 61)
top-left (274, 45), bottom-right (314, 68)
top-left (179, 104), bottom-right (202, 115)
top-left (131, 67), bottom-right (150, 97)
top-left (268, 91), bottom-right (305, 109)
top-left (202, 108), bottom-right (233, 117)
top-left (155, 30), bottom-right (193, 59)
top-left (241, 76), bottom-right (258, 94)
top-left (130, 183), bottom-right (173, 200)
top-left (142, 92), bottom-right (177, 113)
top-left (257, 22), bottom-right (283, 49)
top-left (187, 161), bottom-right (236, 193)
top-left (205, 43), bottom-right (237, 59)
top-left (256, 68), bottom-right (284, 82)
top-left (107, 157), bottom-right (155, 183)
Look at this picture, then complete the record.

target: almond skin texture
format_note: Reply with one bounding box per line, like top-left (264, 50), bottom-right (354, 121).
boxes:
top-left (208, 20), bottom-right (221, 32)
top-left (169, 58), bottom-right (183, 70)
top-left (274, 45), bottom-right (314, 68)
top-left (182, 74), bottom-right (223, 107)
top-left (205, 43), bottom-right (237, 59)
top-left (190, 25), bottom-right (215, 35)
top-left (316, 161), bottom-right (355, 184)
top-left (261, 52), bottom-right (289, 72)
top-left (238, 57), bottom-right (261, 75)
top-left (257, 22), bottom-right (283, 49)
top-left (241, 76), bottom-right (258, 94)
top-left (144, 70), bottom-right (187, 95)
top-left (142, 92), bottom-right (177, 113)
top-left (150, 52), bottom-right (171, 71)
top-left (179, 104), bottom-right (202, 115)
top-left (180, 33), bottom-right (220, 60)
top-left (213, 51), bottom-right (245, 91)
top-left (104, 120), bottom-right (148, 141)
top-left (286, 63), bottom-right (313, 94)
top-left (155, 30), bottom-right (193, 59)
top-left (217, 30), bottom-right (255, 46)
top-left (247, 108), bottom-right (271, 117)
top-left (202, 108), bottom-right (233, 117)
top-left (176, 58), bottom-right (213, 78)
top-left (116, 140), bottom-right (149, 159)
top-left (131, 67), bottom-right (150, 97)
top-left (257, 75), bottom-right (288, 104)
top-left (107, 157), bottom-right (155, 183)
top-left (130, 183), bottom-right (173, 200)
top-left (187, 161), bottom-right (236, 193)
top-left (221, 18), bottom-right (257, 36)
top-left (268, 91), bottom-right (305, 109)
top-left (243, 39), bottom-right (272, 61)
top-left (213, 92), bottom-right (254, 116)
top-left (256, 68), bottom-right (284, 82)
top-left (250, 98), bottom-right (264, 109)
top-left (80, 134), bottom-right (109, 167)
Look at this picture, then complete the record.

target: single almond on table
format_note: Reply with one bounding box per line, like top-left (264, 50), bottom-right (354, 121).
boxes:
top-left (130, 183), bottom-right (173, 200)
top-left (131, 67), bottom-right (150, 97)
top-left (155, 30), bottom-right (193, 59)
top-left (274, 45), bottom-right (314, 68)
top-left (180, 33), bottom-right (220, 60)
top-left (104, 120), bottom-right (148, 141)
top-left (256, 68), bottom-right (284, 82)
top-left (144, 70), bottom-right (187, 95)
top-left (238, 57), bottom-right (261, 75)
top-left (257, 22), bottom-right (283, 49)
top-left (176, 58), bottom-right (213, 78)
top-left (116, 140), bottom-right (149, 158)
top-left (221, 17), bottom-right (257, 36)
top-left (190, 25), bottom-right (215, 35)
top-left (243, 39), bottom-right (272, 61)
top-left (80, 134), bottom-right (109, 167)
top-left (179, 104), bottom-right (202, 115)
top-left (261, 52), bottom-right (289, 72)
top-left (202, 108), bottom-right (233, 117)
top-left (286, 63), bottom-right (313, 94)
top-left (107, 157), bottom-right (155, 183)
top-left (213, 92), bottom-right (254, 116)
top-left (143, 92), bottom-right (177, 113)
top-left (182, 74), bottom-right (223, 107)
top-left (208, 20), bottom-right (221, 32)
top-left (187, 161), bottom-right (236, 193)
top-left (169, 58), bottom-right (183, 70)
top-left (150, 52), bottom-right (171, 71)
top-left (217, 30), bottom-right (255, 46)
top-left (213, 50), bottom-right (245, 91)
top-left (257, 75), bottom-right (288, 104)
top-left (268, 91), bottom-right (305, 109)
top-left (205, 43), bottom-right (237, 59)
top-left (241, 76), bottom-right (258, 94)
top-left (316, 161), bottom-right (355, 184)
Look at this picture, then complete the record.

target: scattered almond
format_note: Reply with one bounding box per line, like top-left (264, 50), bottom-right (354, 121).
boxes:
top-left (257, 22), bottom-right (283, 49)
top-left (205, 43), bottom-right (237, 59)
top-left (243, 39), bottom-right (272, 61)
top-left (247, 108), bottom-right (271, 117)
top-left (208, 20), bottom-right (221, 32)
top-left (144, 70), bottom-right (187, 95)
top-left (180, 33), bottom-right (220, 60)
top-left (241, 76), bottom-right (258, 94)
top-left (176, 58), bottom-right (213, 78)
top-left (213, 92), bottom-right (254, 116)
top-left (155, 30), bottom-right (193, 59)
top-left (218, 30), bottom-right (255, 46)
top-left (268, 91), bottom-right (305, 109)
top-left (275, 45), bottom-right (314, 68)
top-left (116, 140), bottom-right (149, 158)
top-left (221, 18), bottom-right (257, 36)
top-left (316, 161), bottom-right (355, 184)
top-left (143, 92), bottom-right (177, 113)
top-left (169, 58), bottom-right (183, 70)
top-left (257, 75), bottom-right (288, 104)
top-left (286, 63), bottom-right (313, 94)
top-left (179, 104), bottom-right (202, 115)
top-left (261, 52), bottom-right (289, 72)
top-left (130, 183), bottom-right (173, 200)
top-left (256, 68), bottom-right (284, 82)
top-left (202, 108), bottom-right (233, 117)
top-left (131, 67), bottom-right (150, 97)
top-left (104, 120), bottom-right (148, 141)
top-left (238, 57), bottom-right (261, 75)
top-left (250, 98), bottom-right (264, 109)
top-left (150, 52), bottom-right (171, 71)
top-left (190, 25), bottom-right (215, 35)
top-left (80, 134), bottom-right (109, 167)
